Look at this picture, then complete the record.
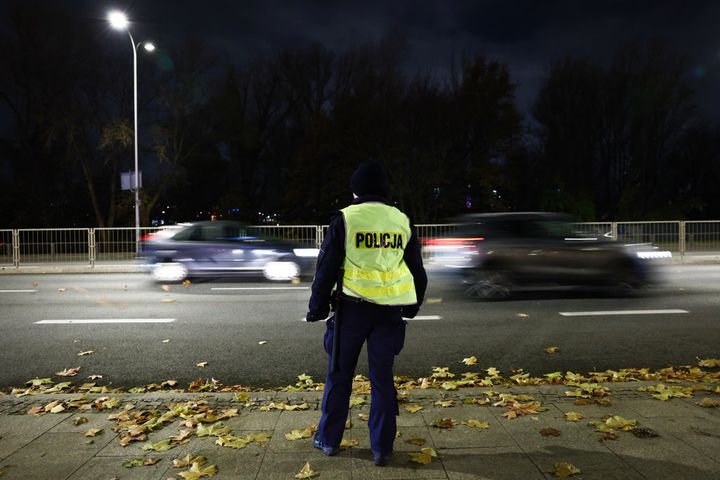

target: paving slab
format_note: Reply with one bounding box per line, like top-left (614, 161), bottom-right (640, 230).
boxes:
top-left (603, 430), bottom-right (720, 480)
top-left (439, 447), bottom-right (545, 480)
top-left (622, 398), bottom-right (710, 418)
top-left (256, 452), bottom-right (353, 480)
top-left (422, 406), bottom-right (521, 449)
top-left (351, 447), bottom-right (448, 480)
top-left (0, 413), bottom-right (70, 461)
top-left (0, 431), bottom-right (115, 480)
top-left (66, 455), bottom-right (171, 480)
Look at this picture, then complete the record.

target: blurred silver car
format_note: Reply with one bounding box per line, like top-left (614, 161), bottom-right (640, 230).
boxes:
top-left (140, 221), bottom-right (318, 282)
top-left (424, 212), bottom-right (669, 299)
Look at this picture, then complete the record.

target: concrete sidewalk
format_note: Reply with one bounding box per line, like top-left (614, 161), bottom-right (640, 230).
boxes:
top-left (0, 382), bottom-right (718, 479)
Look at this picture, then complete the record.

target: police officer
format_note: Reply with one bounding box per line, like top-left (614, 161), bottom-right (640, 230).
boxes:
top-left (305, 160), bottom-right (427, 466)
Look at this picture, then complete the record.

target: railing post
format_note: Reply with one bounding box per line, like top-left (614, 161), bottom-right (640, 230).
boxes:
top-left (315, 225), bottom-right (324, 249)
top-left (678, 221), bottom-right (685, 256)
top-left (611, 222), bottom-right (618, 240)
top-left (89, 228), bottom-right (96, 267)
top-left (12, 229), bottom-right (19, 268)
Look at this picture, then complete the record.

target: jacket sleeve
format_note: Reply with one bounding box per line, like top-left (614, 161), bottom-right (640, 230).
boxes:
top-left (308, 212), bottom-right (345, 316)
top-left (404, 221), bottom-right (428, 306)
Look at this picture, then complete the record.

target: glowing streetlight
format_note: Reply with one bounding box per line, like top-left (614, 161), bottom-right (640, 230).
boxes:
top-left (107, 10), bottom-right (154, 254)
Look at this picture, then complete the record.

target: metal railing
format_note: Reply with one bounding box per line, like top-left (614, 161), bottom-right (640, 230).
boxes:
top-left (2, 221), bottom-right (720, 268)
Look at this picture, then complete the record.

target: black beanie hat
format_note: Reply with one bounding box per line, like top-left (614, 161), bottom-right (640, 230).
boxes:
top-left (350, 160), bottom-right (389, 197)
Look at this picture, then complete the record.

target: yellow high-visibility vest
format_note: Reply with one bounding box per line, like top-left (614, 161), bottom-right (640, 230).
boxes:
top-left (340, 202), bottom-right (417, 305)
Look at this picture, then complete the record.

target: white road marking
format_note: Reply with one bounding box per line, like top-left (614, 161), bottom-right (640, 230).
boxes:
top-left (0, 289), bottom-right (37, 293)
top-left (559, 309), bottom-right (688, 317)
top-left (35, 318), bottom-right (176, 324)
top-left (211, 287), bottom-right (310, 291)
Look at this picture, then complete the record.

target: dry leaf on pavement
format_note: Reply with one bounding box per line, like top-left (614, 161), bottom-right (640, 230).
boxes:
top-left (178, 462), bottom-right (217, 479)
top-left (462, 356), bottom-right (478, 365)
top-left (404, 404), bottom-right (423, 413)
top-left (699, 397), bottom-right (720, 408)
top-left (172, 454), bottom-right (207, 468)
top-left (406, 437), bottom-right (426, 446)
top-left (462, 419), bottom-right (489, 429)
top-left (55, 367), bottom-right (80, 377)
top-left (564, 411), bottom-right (584, 421)
top-left (551, 462), bottom-right (581, 477)
top-left (196, 362), bottom-right (208, 368)
top-left (409, 448), bottom-right (438, 465)
top-left (294, 462), bottom-right (319, 479)
top-left (544, 346), bottom-right (559, 354)
top-left (340, 438), bottom-right (359, 449)
top-left (540, 427), bottom-right (561, 437)
top-left (77, 351), bottom-right (94, 356)
top-left (84, 428), bottom-right (103, 437)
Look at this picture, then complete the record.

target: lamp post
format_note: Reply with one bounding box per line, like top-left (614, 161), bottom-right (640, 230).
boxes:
top-left (107, 11), bottom-right (155, 254)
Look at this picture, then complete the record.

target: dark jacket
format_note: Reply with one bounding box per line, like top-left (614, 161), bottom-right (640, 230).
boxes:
top-left (308, 195), bottom-right (428, 318)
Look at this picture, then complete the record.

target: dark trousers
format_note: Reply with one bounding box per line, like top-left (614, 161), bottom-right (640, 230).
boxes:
top-left (317, 300), bottom-right (407, 455)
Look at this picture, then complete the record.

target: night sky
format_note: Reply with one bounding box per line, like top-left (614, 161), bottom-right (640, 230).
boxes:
top-left (60, 0), bottom-right (720, 119)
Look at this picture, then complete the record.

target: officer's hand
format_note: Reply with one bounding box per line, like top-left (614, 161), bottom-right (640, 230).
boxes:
top-left (305, 310), bottom-right (329, 322)
top-left (401, 304), bottom-right (420, 319)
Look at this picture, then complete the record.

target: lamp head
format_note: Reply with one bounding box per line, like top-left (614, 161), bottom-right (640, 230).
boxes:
top-left (143, 42), bottom-right (156, 52)
top-left (107, 10), bottom-right (129, 30)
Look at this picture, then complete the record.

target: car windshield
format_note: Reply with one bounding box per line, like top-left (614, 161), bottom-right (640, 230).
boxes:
top-left (171, 223), bottom-right (248, 241)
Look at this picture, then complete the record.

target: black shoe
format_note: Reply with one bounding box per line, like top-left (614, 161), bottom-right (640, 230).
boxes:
top-left (373, 452), bottom-right (392, 466)
top-left (313, 434), bottom-right (339, 456)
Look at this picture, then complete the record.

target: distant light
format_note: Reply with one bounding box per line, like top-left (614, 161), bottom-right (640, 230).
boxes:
top-left (107, 11), bottom-right (129, 30)
top-left (144, 42), bottom-right (156, 52)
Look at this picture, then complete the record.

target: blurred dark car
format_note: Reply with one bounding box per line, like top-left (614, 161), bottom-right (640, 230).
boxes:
top-left (424, 212), bottom-right (669, 299)
top-left (140, 221), bottom-right (318, 282)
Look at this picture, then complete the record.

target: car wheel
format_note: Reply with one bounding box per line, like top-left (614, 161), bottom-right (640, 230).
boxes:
top-left (263, 261), bottom-right (301, 281)
top-left (151, 262), bottom-right (189, 283)
top-left (464, 269), bottom-right (511, 300)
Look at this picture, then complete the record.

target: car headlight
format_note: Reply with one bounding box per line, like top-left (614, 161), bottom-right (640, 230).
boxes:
top-left (293, 248), bottom-right (320, 257)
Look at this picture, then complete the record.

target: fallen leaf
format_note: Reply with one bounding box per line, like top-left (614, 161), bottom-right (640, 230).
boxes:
top-left (462, 419), bottom-right (489, 429)
top-left (55, 367), bottom-right (80, 377)
top-left (462, 356), bottom-right (478, 365)
top-left (340, 438), bottom-right (359, 449)
top-left (73, 416), bottom-right (88, 426)
top-left (26, 377), bottom-right (53, 386)
top-left (564, 411), bottom-right (584, 422)
top-left (409, 447), bottom-right (438, 465)
top-left (161, 285), bottom-right (171, 292)
top-left (162, 339), bottom-right (171, 343)
top-left (144, 457), bottom-right (161, 466)
top-left (294, 462), bottom-right (319, 479)
top-left (404, 404), bottom-right (423, 413)
top-left (172, 454), bottom-right (207, 468)
top-left (196, 362), bottom-right (208, 368)
top-left (183, 280), bottom-right (191, 287)
top-left (142, 439), bottom-right (175, 452)
top-left (544, 346), bottom-right (559, 354)
top-left (57, 288), bottom-right (66, 292)
top-left (432, 418), bottom-right (458, 429)
top-left (285, 425), bottom-right (317, 441)
top-left (516, 313), bottom-right (529, 317)
top-left (631, 427), bottom-right (660, 438)
top-left (178, 462), bottom-right (217, 480)
top-left (122, 459), bottom-right (145, 468)
top-left (698, 358), bottom-right (720, 368)
top-left (699, 397), bottom-right (720, 408)
top-left (162, 298), bottom-right (176, 303)
top-left (434, 400), bottom-right (454, 407)
top-left (540, 427), bottom-right (561, 437)
top-left (551, 462), bottom-right (581, 478)
top-left (27, 406), bottom-right (44, 416)
top-left (349, 396), bottom-right (366, 407)
top-left (258, 341), bottom-right (267, 345)
top-left (87, 375), bottom-right (103, 380)
top-left (84, 428), bottom-right (103, 437)
top-left (77, 351), bottom-right (94, 357)
top-left (357, 413), bottom-right (369, 422)
top-left (32, 282), bottom-right (39, 287)
top-left (122, 284), bottom-right (128, 290)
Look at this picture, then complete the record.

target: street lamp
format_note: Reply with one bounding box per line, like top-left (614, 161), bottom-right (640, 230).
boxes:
top-left (107, 10), bottom-right (155, 254)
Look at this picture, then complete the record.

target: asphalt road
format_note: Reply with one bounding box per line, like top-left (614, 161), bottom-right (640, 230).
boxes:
top-left (0, 265), bottom-right (718, 389)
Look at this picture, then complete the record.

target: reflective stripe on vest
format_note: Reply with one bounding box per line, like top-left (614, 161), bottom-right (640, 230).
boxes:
top-left (341, 202), bottom-right (417, 305)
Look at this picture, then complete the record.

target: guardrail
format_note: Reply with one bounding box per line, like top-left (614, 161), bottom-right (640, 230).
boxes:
top-left (1, 221), bottom-right (719, 268)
